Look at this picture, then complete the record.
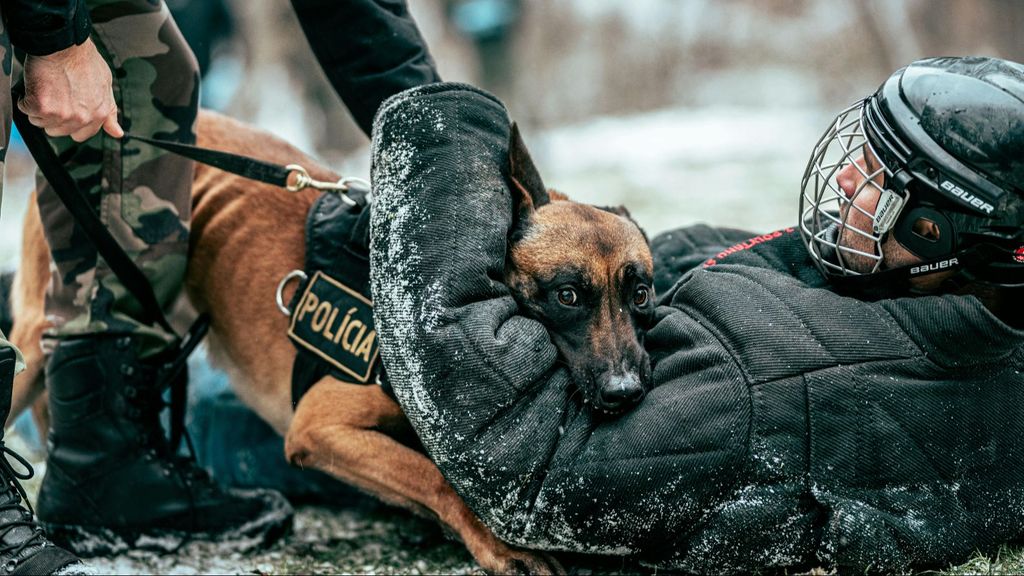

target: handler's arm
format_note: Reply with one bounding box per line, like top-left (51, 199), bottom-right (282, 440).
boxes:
top-left (1, 0), bottom-right (91, 56)
top-left (290, 0), bottom-right (441, 136)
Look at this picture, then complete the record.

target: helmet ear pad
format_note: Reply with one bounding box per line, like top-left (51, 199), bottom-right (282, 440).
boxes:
top-left (892, 205), bottom-right (956, 260)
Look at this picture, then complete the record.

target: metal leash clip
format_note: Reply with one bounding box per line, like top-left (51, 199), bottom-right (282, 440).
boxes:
top-left (285, 164), bottom-right (371, 207)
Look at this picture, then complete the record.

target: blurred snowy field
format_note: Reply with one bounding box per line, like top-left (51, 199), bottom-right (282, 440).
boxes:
top-left (533, 106), bottom-right (826, 237)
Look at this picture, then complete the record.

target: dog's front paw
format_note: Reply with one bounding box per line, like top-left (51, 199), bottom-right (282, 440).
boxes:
top-left (478, 543), bottom-right (564, 575)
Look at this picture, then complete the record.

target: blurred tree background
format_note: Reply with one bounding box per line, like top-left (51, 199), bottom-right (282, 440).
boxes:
top-left (193, 0), bottom-right (1023, 159)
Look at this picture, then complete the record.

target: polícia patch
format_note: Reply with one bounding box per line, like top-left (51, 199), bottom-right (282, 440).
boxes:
top-left (288, 271), bottom-right (378, 383)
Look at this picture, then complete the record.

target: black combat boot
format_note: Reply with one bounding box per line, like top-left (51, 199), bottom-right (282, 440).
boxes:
top-left (0, 346), bottom-right (88, 575)
top-left (36, 336), bottom-right (293, 555)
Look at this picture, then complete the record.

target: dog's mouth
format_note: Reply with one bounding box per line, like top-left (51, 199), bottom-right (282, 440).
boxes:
top-left (578, 394), bottom-right (632, 417)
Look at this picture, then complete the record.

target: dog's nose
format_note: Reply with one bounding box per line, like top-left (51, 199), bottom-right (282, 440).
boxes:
top-left (598, 373), bottom-right (645, 411)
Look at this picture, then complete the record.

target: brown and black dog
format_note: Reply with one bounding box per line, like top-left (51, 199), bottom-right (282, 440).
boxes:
top-left (505, 125), bottom-right (654, 413)
top-left (9, 111), bottom-right (653, 573)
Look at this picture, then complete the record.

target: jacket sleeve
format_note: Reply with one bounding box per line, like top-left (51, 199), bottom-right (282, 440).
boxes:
top-left (1, 0), bottom-right (91, 56)
top-left (290, 0), bottom-right (441, 136)
top-left (369, 81), bottom-right (583, 544)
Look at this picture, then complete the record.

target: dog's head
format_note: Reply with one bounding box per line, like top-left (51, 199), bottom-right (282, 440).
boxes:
top-left (504, 124), bottom-right (654, 415)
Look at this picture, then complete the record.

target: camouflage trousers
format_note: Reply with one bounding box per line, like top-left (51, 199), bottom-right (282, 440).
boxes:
top-left (33, 0), bottom-right (200, 359)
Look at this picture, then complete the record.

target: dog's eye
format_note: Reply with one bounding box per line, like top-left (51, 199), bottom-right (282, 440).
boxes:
top-left (633, 286), bottom-right (650, 307)
top-left (557, 287), bottom-right (578, 306)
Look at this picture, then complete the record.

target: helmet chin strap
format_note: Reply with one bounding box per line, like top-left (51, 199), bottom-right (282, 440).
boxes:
top-left (828, 242), bottom-right (1024, 299)
top-left (939, 243), bottom-right (1024, 291)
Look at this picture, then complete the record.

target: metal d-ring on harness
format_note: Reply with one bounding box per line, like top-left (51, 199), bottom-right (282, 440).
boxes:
top-left (10, 80), bottom-right (372, 452)
top-left (276, 270), bottom-right (308, 316)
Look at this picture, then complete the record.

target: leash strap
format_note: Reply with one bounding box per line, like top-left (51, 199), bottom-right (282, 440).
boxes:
top-left (124, 133), bottom-right (293, 188)
top-left (158, 313), bottom-right (210, 452)
top-left (11, 83), bottom-right (177, 335)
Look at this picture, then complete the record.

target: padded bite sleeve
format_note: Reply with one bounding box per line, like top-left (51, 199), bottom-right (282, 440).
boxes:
top-left (369, 83), bottom-right (570, 539)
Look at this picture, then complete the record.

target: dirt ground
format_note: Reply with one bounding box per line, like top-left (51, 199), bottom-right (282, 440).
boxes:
top-left (85, 504), bottom-right (482, 576)
top-left (77, 503), bottom-right (656, 575)
top-left (9, 432), bottom-right (647, 576)
top-left (74, 505), bottom-right (658, 575)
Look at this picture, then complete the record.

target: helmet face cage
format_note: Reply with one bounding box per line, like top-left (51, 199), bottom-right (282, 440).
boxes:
top-left (799, 100), bottom-right (904, 278)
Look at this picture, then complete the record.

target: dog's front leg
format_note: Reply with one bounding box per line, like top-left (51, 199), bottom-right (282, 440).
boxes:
top-left (285, 378), bottom-right (563, 575)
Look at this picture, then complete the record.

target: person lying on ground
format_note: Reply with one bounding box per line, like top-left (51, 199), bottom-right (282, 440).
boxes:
top-left (367, 56), bottom-right (1024, 573)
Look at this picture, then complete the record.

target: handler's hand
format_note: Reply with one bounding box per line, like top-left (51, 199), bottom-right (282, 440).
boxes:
top-left (19, 38), bottom-right (124, 142)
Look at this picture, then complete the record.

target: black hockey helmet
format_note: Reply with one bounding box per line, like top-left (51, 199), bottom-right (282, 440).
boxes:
top-left (799, 56), bottom-right (1024, 293)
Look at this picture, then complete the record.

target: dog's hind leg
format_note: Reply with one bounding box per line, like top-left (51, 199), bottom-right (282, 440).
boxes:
top-left (8, 192), bottom-right (53, 436)
top-left (285, 378), bottom-right (564, 575)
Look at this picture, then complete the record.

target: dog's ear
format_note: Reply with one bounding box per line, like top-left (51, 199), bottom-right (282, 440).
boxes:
top-left (598, 204), bottom-right (631, 219)
top-left (508, 123), bottom-right (549, 239)
top-left (599, 204), bottom-right (650, 245)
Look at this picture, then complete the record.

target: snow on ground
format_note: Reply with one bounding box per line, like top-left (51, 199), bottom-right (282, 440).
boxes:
top-left (83, 506), bottom-right (480, 575)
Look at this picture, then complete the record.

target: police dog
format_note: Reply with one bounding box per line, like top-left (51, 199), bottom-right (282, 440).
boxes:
top-left (10, 111), bottom-right (652, 574)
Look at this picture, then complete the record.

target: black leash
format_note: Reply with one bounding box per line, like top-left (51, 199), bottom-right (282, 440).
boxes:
top-left (125, 130), bottom-right (361, 203)
top-left (123, 133), bottom-right (294, 189)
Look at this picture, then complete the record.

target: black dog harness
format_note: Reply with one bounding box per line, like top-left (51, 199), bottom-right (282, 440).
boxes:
top-left (283, 187), bottom-right (389, 409)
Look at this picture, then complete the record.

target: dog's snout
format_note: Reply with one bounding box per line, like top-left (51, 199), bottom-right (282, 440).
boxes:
top-left (598, 373), bottom-right (645, 411)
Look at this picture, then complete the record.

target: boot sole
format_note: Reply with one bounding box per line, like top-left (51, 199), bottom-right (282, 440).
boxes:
top-left (41, 490), bottom-right (294, 557)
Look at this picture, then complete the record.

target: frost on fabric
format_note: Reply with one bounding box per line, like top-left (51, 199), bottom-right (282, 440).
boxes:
top-left (370, 141), bottom-right (437, 429)
top-left (370, 94), bottom-right (460, 446)
top-left (807, 479), bottom-right (1024, 572)
top-left (420, 279), bottom-right (445, 334)
top-left (515, 469), bottom-right (704, 557)
top-left (371, 85), bottom-right (533, 459)
top-left (673, 483), bottom-right (811, 573)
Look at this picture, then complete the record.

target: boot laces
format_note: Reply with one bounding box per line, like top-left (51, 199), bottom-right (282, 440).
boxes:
top-left (0, 443), bottom-right (47, 559)
top-left (124, 379), bottom-right (215, 490)
top-left (123, 372), bottom-right (219, 536)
